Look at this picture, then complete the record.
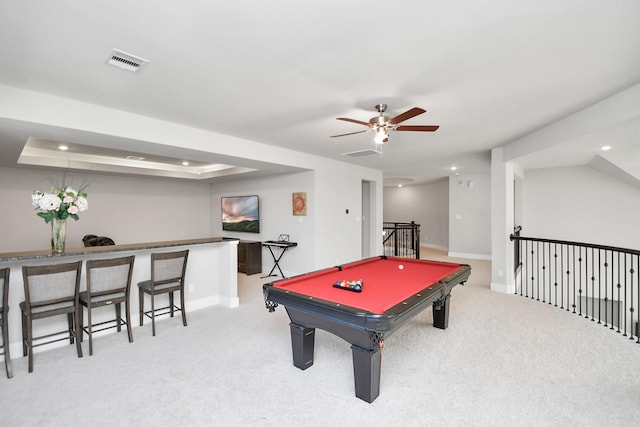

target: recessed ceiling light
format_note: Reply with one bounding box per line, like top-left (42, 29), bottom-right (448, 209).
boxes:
top-left (601, 145), bottom-right (611, 151)
top-left (450, 166), bottom-right (457, 171)
top-left (58, 145), bottom-right (68, 151)
top-left (182, 161), bottom-right (190, 166)
top-left (398, 184), bottom-right (402, 188)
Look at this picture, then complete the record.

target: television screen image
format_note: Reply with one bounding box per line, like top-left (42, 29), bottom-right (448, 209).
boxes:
top-left (221, 195), bottom-right (260, 233)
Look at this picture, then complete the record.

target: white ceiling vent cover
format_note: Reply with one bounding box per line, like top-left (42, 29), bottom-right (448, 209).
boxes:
top-left (107, 49), bottom-right (149, 72)
top-left (342, 149), bottom-right (382, 158)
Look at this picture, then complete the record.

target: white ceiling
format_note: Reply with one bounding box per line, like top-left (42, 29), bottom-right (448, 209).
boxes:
top-left (0, 1), bottom-right (639, 185)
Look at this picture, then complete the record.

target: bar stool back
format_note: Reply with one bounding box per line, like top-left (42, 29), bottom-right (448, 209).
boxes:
top-left (0, 267), bottom-right (12, 378)
top-left (20, 261), bottom-right (83, 372)
top-left (79, 256), bottom-right (135, 355)
top-left (138, 250), bottom-right (189, 336)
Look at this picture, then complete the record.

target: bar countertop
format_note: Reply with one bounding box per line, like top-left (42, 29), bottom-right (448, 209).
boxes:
top-left (0, 237), bottom-right (238, 263)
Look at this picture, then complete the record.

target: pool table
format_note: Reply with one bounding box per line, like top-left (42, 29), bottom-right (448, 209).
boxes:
top-left (263, 255), bottom-right (471, 403)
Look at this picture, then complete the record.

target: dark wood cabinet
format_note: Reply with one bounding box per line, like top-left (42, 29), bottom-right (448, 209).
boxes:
top-left (238, 240), bottom-right (262, 275)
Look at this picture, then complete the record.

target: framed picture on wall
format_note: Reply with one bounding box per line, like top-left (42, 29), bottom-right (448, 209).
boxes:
top-left (292, 192), bottom-right (307, 216)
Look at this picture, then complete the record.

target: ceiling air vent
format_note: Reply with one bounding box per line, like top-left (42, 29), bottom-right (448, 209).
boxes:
top-left (107, 49), bottom-right (149, 72)
top-left (342, 149), bottom-right (382, 158)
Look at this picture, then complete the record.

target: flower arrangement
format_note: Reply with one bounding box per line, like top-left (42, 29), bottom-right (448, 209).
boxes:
top-left (32, 185), bottom-right (89, 223)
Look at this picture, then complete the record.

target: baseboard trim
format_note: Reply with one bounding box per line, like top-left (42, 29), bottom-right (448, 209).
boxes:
top-left (491, 281), bottom-right (515, 294)
top-left (421, 242), bottom-right (448, 252)
top-left (447, 251), bottom-right (492, 261)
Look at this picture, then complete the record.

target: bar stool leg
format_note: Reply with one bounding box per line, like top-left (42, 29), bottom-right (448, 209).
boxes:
top-left (180, 290), bottom-right (187, 327)
top-left (125, 296), bottom-right (133, 343)
top-left (2, 316), bottom-right (12, 378)
top-left (21, 311), bottom-right (27, 357)
top-left (87, 302), bottom-right (93, 356)
top-left (139, 288), bottom-right (144, 326)
top-left (151, 292), bottom-right (156, 337)
top-left (74, 308), bottom-right (83, 358)
top-left (26, 317), bottom-right (33, 373)
top-left (67, 312), bottom-right (74, 344)
top-left (115, 303), bottom-right (122, 332)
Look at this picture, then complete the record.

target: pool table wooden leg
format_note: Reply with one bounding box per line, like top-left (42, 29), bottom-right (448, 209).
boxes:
top-left (351, 344), bottom-right (381, 403)
top-left (432, 293), bottom-right (451, 329)
top-left (289, 323), bottom-right (315, 370)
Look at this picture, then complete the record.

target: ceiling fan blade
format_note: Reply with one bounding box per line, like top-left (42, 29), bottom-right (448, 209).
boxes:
top-left (395, 125), bottom-right (440, 132)
top-left (388, 107), bottom-right (426, 125)
top-left (329, 129), bottom-right (371, 138)
top-left (336, 117), bottom-right (370, 127)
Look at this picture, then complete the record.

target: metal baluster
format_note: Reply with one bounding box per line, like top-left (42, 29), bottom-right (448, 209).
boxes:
top-left (531, 242), bottom-right (540, 301)
top-left (553, 243), bottom-right (558, 307)
top-left (541, 242), bottom-right (546, 303)
top-left (572, 246), bottom-right (577, 314)
top-left (524, 240), bottom-right (529, 298)
top-left (578, 247), bottom-right (583, 316)
top-left (630, 255), bottom-right (640, 343)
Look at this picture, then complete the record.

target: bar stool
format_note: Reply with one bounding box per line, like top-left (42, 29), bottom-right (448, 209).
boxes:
top-left (20, 261), bottom-right (83, 373)
top-left (79, 256), bottom-right (135, 355)
top-left (0, 267), bottom-right (12, 378)
top-left (138, 250), bottom-right (189, 336)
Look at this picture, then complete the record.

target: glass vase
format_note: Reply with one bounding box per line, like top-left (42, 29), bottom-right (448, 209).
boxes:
top-left (51, 218), bottom-right (67, 254)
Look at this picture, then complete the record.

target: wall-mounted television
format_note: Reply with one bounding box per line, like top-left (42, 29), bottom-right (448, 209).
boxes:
top-left (221, 195), bottom-right (260, 233)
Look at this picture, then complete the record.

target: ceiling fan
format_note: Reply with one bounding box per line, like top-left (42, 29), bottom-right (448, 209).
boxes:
top-left (330, 104), bottom-right (439, 144)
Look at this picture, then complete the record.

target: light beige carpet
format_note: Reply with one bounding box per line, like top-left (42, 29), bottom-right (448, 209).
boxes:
top-left (1, 249), bottom-right (638, 426)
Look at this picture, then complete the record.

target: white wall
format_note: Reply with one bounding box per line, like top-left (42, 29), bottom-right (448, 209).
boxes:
top-left (211, 164), bottom-right (384, 277)
top-left (383, 180), bottom-right (449, 250)
top-left (210, 171), bottom-right (315, 277)
top-left (0, 167), bottom-right (212, 252)
top-left (314, 162), bottom-right (382, 268)
top-left (448, 172), bottom-right (491, 259)
top-left (523, 165), bottom-right (640, 249)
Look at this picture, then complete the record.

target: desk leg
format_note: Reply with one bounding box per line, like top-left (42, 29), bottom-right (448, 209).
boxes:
top-left (271, 247), bottom-right (287, 278)
top-left (432, 293), bottom-right (451, 329)
top-left (262, 247), bottom-right (288, 278)
top-left (290, 323), bottom-right (315, 370)
top-left (351, 344), bottom-right (381, 403)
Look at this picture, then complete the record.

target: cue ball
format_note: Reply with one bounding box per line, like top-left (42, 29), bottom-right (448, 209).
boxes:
top-left (398, 265), bottom-right (404, 270)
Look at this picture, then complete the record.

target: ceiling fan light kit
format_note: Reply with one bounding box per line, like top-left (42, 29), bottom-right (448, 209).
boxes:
top-left (330, 104), bottom-right (439, 145)
top-left (374, 127), bottom-right (389, 144)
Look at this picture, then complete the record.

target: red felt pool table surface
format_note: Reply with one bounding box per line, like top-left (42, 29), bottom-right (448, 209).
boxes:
top-left (271, 256), bottom-right (465, 314)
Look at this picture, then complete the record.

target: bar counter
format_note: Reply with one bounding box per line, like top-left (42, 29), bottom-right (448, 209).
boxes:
top-left (0, 237), bottom-right (235, 263)
top-left (0, 237), bottom-right (240, 360)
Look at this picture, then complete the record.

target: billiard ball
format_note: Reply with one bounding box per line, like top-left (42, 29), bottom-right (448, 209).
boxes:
top-left (398, 265), bottom-right (404, 270)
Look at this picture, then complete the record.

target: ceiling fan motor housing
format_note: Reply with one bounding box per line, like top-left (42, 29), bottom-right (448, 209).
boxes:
top-left (370, 115), bottom-right (388, 128)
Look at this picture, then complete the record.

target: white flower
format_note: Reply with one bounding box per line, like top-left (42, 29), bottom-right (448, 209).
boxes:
top-left (31, 191), bottom-right (44, 207)
top-left (75, 196), bottom-right (89, 212)
top-left (38, 193), bottom-right (62, 211)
